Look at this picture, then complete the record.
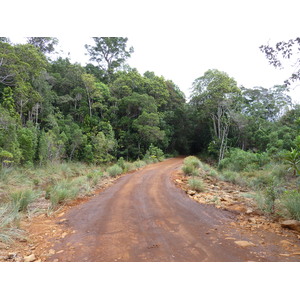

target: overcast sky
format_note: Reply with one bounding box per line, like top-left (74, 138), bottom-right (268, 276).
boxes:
top-left (3, 0), bottom-right (300, 102)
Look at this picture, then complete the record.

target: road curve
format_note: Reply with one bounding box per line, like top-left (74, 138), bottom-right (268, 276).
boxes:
top-left (47, 158), bottom-right (295, 262)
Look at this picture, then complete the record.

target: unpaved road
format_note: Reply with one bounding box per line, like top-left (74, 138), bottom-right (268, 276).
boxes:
top-left (46, 158), bottom-right (300, 262)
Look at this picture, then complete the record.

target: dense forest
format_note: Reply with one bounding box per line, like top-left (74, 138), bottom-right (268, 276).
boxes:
top-left (0, 37), bottom-right (299, 168)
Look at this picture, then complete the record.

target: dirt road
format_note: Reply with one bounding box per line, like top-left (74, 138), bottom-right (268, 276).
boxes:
top-left (46, 158), bottom-right (300, 262)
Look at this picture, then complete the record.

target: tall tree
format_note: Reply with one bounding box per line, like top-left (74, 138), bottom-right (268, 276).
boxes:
top-left (85, 37), bottom-right (134, 82)
top-left (26, 37), bottom-right (59, 54)
top-left (191, 69), bottom-right (241, 163)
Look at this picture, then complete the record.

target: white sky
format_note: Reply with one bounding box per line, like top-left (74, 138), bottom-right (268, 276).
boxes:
top-left (2, 0), bottom-right (300, 103)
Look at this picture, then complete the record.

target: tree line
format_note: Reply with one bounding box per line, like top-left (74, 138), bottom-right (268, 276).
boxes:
top-left (0, 37), bottom-right (298, 168)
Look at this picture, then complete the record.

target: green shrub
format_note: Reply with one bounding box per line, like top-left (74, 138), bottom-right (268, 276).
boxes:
top-left (281, 190), bottom-right (300, 221)
top-left (117, 157), bottom-right (126, 170)
top-left (144, 144), bottom-right (164, 162)
top-left (188, 178), bottom-right (205, 192)
top-left (219, 148), bottom-right (270, 172)
top-left (106, 164), bottom-right (123, 177)
top-left (9, 190), bottom-right (40, 212)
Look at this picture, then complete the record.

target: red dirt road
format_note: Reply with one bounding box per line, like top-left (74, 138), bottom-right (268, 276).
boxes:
top-left (47, 158), bottom-right (300, 262)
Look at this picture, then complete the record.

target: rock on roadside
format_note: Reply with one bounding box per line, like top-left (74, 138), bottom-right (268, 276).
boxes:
top-left (281, 220), bottom-right (300, 232)
top-left (234, 240), bottom-right (255, 248)
top-left (24, 254), bottom-right (36, 262)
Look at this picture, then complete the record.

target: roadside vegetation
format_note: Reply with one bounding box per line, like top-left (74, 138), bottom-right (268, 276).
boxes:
top-left (0, 150), bottom-right (164, 243)
top-left (183, 151), bottom-right (300, 223)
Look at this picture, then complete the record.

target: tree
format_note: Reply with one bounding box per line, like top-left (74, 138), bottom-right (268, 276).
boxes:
top-left (0, 37), bottom-right (11, 43)
top-left (191, 69), bottom-right (241, 163)
top-left (260, 38), bottom-right (300, 86)
top-left (26, 37), bottom-right (58, 54)
top-left (1, 87), bottom-right (17, 117)
top-left (85, 37), bottom-right (134, 82)
top-left (81, 73), bottom-right (102, 117)
top-left (133, 112), bottom-right (165, 157)
top-left (241, 85), bottom-right (292, 122)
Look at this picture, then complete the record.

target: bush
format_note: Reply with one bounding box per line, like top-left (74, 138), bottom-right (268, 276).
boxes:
top-left (281, 190), bottom-right (300, 221)
top-left (106, 164), bottom-right (123, 177)
top-left (144, 144), bottom-right (164, 162)
top-left (219, 148), bottom-right (270, 172)
top-left (188, 178), bottom-right (205, 192)
top-left (117, 157), bottom-right (126, 170)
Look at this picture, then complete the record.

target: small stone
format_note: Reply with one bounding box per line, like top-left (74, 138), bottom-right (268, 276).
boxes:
top-left (248, 217), bottom-right (257, 224)
top-left (7, 253), bottom-right (17, 260)
top-left (24, 254), bottom-right (36, 262)
top-left (48, 249), bottom-right (56, 255)
top-left (61, 232), bottom-right (68, 238)
top-left (280, 240), bottom-right (293, 247)
top-left (281, 220), bottom-right (300, 232)
top-left (187, 190), bottom-right (196, 196)
top-left (234, 240), bottom-right (255, 248)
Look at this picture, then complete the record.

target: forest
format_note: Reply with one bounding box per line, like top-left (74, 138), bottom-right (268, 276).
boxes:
top-left (0, 37), bottom-right (298, 166)
top-left (1, 36), bottom-right (300, 233)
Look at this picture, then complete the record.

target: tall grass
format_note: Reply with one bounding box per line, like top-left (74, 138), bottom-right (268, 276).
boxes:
top-left (188, 178), bottom-right (205, 192)
top-left (182, 156), bottom-right (201, 176)
top-left (0, 203), bottom-right (24, 243)
top-left (9, 190), bottom-right (41, 212)
top-left (48, 180), bottom-right (81, 208)
top-left (106, 164), bottom-right (123, 177)
top-left (281, 190), bottom-right (300, 221)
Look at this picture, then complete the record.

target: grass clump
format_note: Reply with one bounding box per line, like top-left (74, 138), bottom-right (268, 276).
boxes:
top-left (182, 156), bottom-right (201, 176)
top-left (9, 189), bottom-right (40, 212)
top-left (188, 178), bottom-right (205, 192)
top-left (182, 164), bottom-right (199, 176)
top-left (106, 164), bottom-right (123, 177)
top-left (183, 156), bottom-right (201, 168)
top-left (133, 160), bottom-right (147, 169)
top-left (281, 190), bottom-right (300, 221)
top-left (48, 180), bottom-right (81, 208)
top-left (0, 203), bottom-right (24, 243)
top-left (87, 170), bottom-right (103, 185)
